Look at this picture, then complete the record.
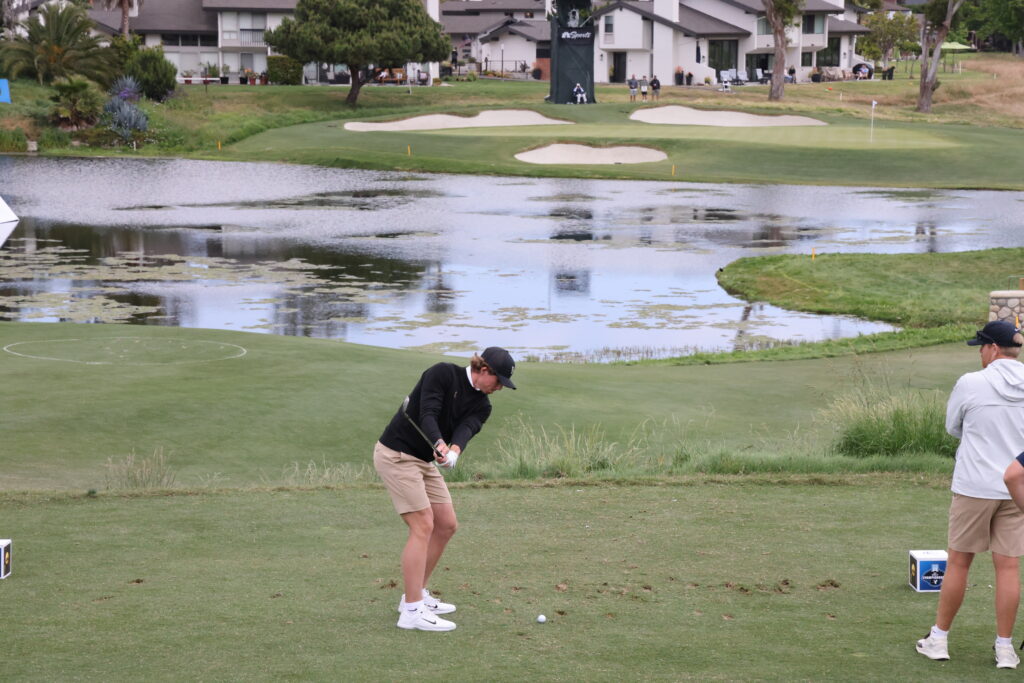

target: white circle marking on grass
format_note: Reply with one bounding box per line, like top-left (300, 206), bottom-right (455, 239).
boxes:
top-left (344, 109), bottom-right (573, 132)
top-left (2, 337), bottom-right (248, 365)
top-left (515, 144), bottom-right (668, 165)
top-left (630, 105), bottom-right (827, 127)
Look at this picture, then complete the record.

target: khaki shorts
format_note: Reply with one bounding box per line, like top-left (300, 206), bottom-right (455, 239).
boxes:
top-left (948, 494), bottom-right (1024, 556)
top-left (373, 441), bottom-right (451, 515)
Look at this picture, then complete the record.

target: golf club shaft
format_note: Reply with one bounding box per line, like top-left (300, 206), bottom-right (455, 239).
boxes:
top-left (401, 396), bottom-right (444, 459)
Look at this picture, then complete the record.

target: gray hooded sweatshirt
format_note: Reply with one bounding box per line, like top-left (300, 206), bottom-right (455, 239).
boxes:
top-left (946, 358), bottom-right (1024, 498)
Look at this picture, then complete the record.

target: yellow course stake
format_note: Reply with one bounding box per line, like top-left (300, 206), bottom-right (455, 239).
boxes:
top-left (671, 164), bottom-right (676, 177)
top-left (217, 140), bottom-right (221, 151)
top-left (812, 248), bottom-right (816, 260)
top-left (407, 145), bottom-right (412, 156)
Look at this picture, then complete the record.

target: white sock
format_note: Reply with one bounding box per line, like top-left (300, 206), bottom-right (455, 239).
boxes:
top-left (996, 636), bottom-right (1013, 647)
top-left (931, 625), bottom-right (948, 639)
top-left (422, 587), bottom-right (431, 598)
top-left (405, 599), bottom-right (424, 613)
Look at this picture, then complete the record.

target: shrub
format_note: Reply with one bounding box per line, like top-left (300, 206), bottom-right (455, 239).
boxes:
top-left (0, 128), bottom-right (28, 152)
top-left (104, 96), bottom-right (149, 143)
top-left (125, 47), bottom-right (177, 101)
top-left (109, 33), bottom-right (143, 73)
top-left (50, 78), bottom-right (104, 129)
top-left (0, 3), bottom-right (117, 85)
top-left (267, 55), bottom-right (302, 85)
top-left (466, 70), bottom-right (477, 82)
top-left (109, 75), bottom-right (142, 102)
top-left (37, 127), bottom-right (71, 150)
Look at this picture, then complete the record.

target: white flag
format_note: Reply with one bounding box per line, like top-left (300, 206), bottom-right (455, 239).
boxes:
top-left (872, 100), bottom-right (878, 108)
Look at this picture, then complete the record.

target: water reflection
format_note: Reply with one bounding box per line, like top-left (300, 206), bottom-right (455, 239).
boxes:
top-left (2, 156), bottom-right (1023, 360)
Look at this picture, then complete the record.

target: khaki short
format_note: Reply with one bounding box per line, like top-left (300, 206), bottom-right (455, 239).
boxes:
top-left (948, 494), bottom-right (1024, 556)
top-left (373, 441), bottom-right (451, 515)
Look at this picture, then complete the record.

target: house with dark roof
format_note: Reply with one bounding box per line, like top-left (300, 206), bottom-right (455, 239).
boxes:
top-left (590, 0), bottom-right (869, 85)
top-left (85, 0), bottom-right (441, 80)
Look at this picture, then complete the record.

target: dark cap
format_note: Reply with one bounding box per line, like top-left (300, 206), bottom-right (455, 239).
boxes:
top-left (481, 347), bottom-right (516, 390)
top-left (966, 320), bottom-right (1023, 347)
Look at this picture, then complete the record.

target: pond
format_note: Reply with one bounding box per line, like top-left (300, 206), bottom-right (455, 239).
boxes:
top-left (2, 156), bottom-right (1022, 361)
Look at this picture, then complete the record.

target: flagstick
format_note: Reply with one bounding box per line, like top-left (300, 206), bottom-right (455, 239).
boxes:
top-left (870, 100), bottom-right (876, 144)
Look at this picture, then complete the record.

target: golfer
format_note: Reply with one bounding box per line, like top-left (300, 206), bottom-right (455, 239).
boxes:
top-left (373, 347), bottom-right (517, 631)
top-left (916, 320), bottom-right (1024, 669)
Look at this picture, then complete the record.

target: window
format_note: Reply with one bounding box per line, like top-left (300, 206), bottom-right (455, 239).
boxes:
top-left (708, 40), bottom-right (738, 73)
top-left (802, 14), bottom-right (824, 34)
top-left (161, 33), bottom-right (215, 47)
top-left (801, 52), bottom-right (813, 67)
top-left (818, 37), bottom-right (840, 66)
top-left (604, 15), bottom-right (613, 33)
top-left (757, 18), bottom-right (771, 36)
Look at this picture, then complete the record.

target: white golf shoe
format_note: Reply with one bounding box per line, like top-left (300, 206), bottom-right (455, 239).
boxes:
top-left (995, 643), bottom-right (1019, 669)
top-left (916, 633), bottom-right (949, 661)
top-left (396, 606), bottom-right (456, 632)
top-left (398, 589), bottom-right (456, 615)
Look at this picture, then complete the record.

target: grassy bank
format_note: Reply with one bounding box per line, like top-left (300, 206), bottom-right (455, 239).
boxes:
top-left (3, 478), bottom-right (1009, 681)
top-left (2, 53), bottom-right (1023, 188)
top-left (0, 321), bottom-right (972, 491)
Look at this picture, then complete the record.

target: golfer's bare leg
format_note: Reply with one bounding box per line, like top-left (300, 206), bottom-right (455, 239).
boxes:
top-left (993, 552), bottom-right (1020, 638)
top-left (423, 502), bottom-right (457, 587)
top-left (936, 549), bottom-right (974, 630)
top-left (400, 507), bottom-right (434, 604)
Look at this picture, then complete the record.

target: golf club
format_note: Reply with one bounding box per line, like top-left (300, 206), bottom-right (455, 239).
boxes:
top-left (401, 396), bottom-right (446, 461)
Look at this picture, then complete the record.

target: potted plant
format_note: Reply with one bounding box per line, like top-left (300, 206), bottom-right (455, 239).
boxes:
top-left (810, 66), bottom-right (822, 83)
top-left (181, 69), bottom-right (194, 85)
top-left (244, 68), bottom-right (255, 85)
top-left (703, 75), bottom-right (712, 86)
top-left (204, 63), bottom-right (220, 85)
top-left (219, 66), bottom-right (230, 85)
top-left (674, 66), bottom-right (684, 86)
top-left (686, 71), bottom-right (694, 86)
top-left (259, 71), bottom-right (268, 85)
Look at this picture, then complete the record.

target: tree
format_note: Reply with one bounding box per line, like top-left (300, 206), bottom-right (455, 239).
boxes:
top-left (916, 0), bottom-right (969, 113)
top-left (265, 0), bottom-right (450, 105)
top-left (976, 0), bottom-right (1024, 54)
top-left (0, 3), bottom-right (117, 85)
top-left (861, 12), bottom-right (920, 66)
top-left (761, 0), bottom-right (801, 101)
top-left (97, 0), bottom-right (144, 39)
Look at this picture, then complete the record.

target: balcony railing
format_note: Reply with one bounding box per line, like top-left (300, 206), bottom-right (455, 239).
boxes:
top-left (241, 29), bottom-right (265, 47)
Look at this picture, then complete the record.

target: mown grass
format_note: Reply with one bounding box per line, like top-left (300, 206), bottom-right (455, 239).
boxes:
top-left (5, 478), bottom-right (1013, 681)
top-left (716, 248), bottom-right (1023, 329)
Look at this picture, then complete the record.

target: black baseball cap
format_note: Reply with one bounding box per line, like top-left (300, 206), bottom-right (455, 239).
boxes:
top-left (966, 320), bottom-right (1022, 347)
top-left (481, 347), bottom-right (516, 389)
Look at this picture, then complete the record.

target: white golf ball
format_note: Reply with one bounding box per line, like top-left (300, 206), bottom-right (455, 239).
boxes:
top-left (536, 614), bottom-right (546, 623)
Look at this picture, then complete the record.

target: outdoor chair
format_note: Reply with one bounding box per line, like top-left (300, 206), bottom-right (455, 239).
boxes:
top-left (719, 71), bottom-right (730, 86)
top-left (755, 68), bottom-right (769, 84)
top-left (735, 69), bottom-right (749, 84)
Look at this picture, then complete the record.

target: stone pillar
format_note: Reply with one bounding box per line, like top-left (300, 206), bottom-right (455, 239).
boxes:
top-left (989, 290), bottom-right (1024, 325)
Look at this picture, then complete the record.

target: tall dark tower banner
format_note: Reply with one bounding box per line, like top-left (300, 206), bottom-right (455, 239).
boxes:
top-left (548, 0), bottom-right (595, 104)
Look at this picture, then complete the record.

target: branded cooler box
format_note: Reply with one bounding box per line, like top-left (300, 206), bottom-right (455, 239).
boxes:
top-left (0, 539), bottom-right (10, 579)
top-left (909, 550), bottom-right (947, 592)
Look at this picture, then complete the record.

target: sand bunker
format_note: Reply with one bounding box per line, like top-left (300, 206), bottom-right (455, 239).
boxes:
top-left (345, 109), bottom-right (571, 132)
top-left (515, 144), bottom-right (667, 165)
top-left (630, 105), bottom-right (826, 127)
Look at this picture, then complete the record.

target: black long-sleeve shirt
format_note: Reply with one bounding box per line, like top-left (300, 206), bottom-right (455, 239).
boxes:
top-left (379, 363), bottom-right (492, 463)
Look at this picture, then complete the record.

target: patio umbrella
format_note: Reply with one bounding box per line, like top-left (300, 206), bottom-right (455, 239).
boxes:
top-left (940, 41), bottom-right (973, 52)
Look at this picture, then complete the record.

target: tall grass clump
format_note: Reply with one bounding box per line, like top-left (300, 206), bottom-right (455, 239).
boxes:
top-left (825, 387), bottom-right (957, 457)
top-left (0, 127), bottom-right (28, 152)
top-left (37, 127), bottom-right (71, 150)
top-left (263, 459), bottom-right (374, 487)
top-left (487, 414), bottom-right (644, 480)
top-left (104, 448), bottom-right (176, 490)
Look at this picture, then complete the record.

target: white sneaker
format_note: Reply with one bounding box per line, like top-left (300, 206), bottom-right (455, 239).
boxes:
top-left (916, 633), bottom-right (949, 661)
top-left (396, 606), bottom-right (456, 632)
top-left (398, 589), bottom-right (456, 615)
top-left (995, 643), bottom-right (1019, 669)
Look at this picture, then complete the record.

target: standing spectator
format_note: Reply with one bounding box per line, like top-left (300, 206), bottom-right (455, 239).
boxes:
top-left (639, 75), bottom-right (649, 102)
top-left (916, 321), bottom-right (1024, 669)
top-left (650, 75), bottom-right (661, 101)
top-left (627, 74), bottom-right (638, 102)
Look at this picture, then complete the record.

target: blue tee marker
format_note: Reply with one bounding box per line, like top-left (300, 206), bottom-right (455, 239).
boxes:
top-left (0, 79), bottom-right (11, 104)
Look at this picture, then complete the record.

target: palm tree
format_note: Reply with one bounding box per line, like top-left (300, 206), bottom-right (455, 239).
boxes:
top-left (0, 3), bottom-right (117, 84)
top-left (97, 0), bottom-right (143, 39)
